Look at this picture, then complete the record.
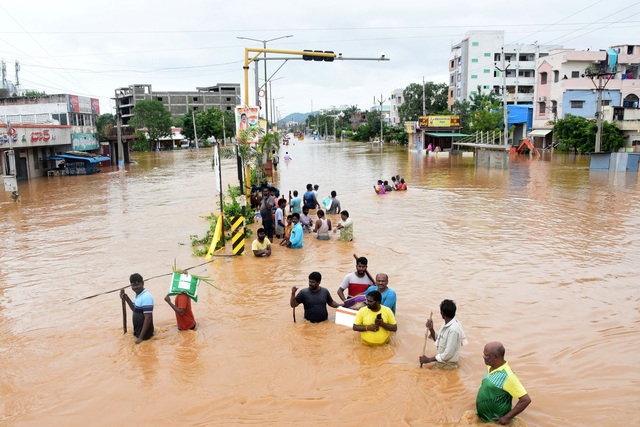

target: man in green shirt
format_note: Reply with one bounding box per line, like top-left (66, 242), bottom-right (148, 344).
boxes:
top-left (476, 342), bottom-right (532, 425)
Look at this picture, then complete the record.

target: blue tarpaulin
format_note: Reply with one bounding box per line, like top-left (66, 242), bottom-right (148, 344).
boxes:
top-left (47, 154), bottom-right (110, 163)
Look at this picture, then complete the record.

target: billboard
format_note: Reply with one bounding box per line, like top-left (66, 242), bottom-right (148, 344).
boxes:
top-left (418, 115), bottom-right (460, 128)
top-left (67, 95), bottom-right (101, 115)
top-left (235, 106), bottom-right (261, 143)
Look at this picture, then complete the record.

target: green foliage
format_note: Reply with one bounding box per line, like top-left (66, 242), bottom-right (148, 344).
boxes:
top-left (259, 131), bottom-right (280, 158)
top-left (96, 113), bottom-right (116, 141)
top-left (398, 82), bottom-right (448, 122)
top-left (190, 185), bottom-right (255, 256)
top-left (131, 131), bottom-right (150, 152)
top-left (352, 123), bottom-right (373, 141)
top-left (469, 88), bottom-right (503, 132)
top-left (23, 90), bottom-right (46, 97)
top-left (451, 100), bottom-right (473, 134)
top-left (385, 126), bottom-right (409, 145)
top-left (182, 108), bottom-right (236, 144)
top-left (553, 114), bottom-right (626, 154)
top-left (128, 100), bottom-right (172, 143)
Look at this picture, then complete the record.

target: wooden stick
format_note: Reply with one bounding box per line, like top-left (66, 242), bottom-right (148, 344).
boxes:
top-left (121, 296), bottom-right (127, 334)
top-left (352, 253), bottom-right (375, 284)
top-left (420, 311), bottom-right (433, 368)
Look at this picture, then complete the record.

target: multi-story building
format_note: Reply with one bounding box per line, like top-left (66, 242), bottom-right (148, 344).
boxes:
top-left (448, 31), bottom-right (561, 108)
top-left (114, 83), bottom-right (241, 126)
top-left (390, 88), bottom-right (404, 125)
top-left (0, 94), bottom-right (104, 181)
top-left (531, 45), bottom-right (640, 147)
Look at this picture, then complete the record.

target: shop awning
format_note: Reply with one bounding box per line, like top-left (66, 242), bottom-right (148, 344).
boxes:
top-left (424, 132), bottom-right (470, 137)
top-left (46, 154), bottom-right (111, 163)
top-left (528, 129), bottom-right (552, 137)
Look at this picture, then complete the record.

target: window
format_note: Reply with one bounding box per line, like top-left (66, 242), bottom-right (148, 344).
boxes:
top-left (518, 70), bottom-right (532, 77)
top-left (226, 97), bottom-right (231, 102)
top-left (627, 46), bottom-right (634, 54)
top-left (457, 88), bottom-right (461, 96)
top-left (471, 74), bottom-right (478, 79)
top-left (450, 90), bottom-right (454, 97)
top-left (193, 97), bottom-right (199, 102)
top-left (484, 53), bottom-right (491, 57)
top-left (472, 41), bottom-right (479, 46)
top-left (553, 70), bottom-right (559, 82)
top-left (505, 54), bottom-right (514, 61)
top-left (494, 53), bottom-right (501, 61)
top-left (570, 100), bottom-right (584, 108)
top-left (539, 53), bottom-right (548, 58)
top-left (494, 70), bottom-right (500, 77)
top-left (450, 75), bottom-right (455, 84)
top-left (470, 91), bottom-right (477, 95)
top-left (483, 85), bottom-right (490, 89)
top-left (472, 58), bottom-right (479, 63)
top-left (571, 71), bottom-right (580, 78)
top-left (156, 97), bottom-right (163, 101)
top-left (457, 74), bottom-right (461, 82)
top-left (551, 101), bottom-right (558, 114)
top-left (540, 72), bottom-right (548, 84)
top-left (602, 100), bottom-right (611, 106)
top-left (484, 69), bottom-right (490, 73)
top-left (226, 106), bottom-right (232, 111)
top-left (539, 102), bottom-right (546, 114)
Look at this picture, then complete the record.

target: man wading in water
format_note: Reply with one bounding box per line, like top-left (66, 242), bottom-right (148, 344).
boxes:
top-left (120, 273), bottom-right (154, 344)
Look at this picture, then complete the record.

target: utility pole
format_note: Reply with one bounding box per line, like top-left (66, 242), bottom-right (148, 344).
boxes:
top-left (191, 107), bottom-right (199, 151)
top-left (375, 94), bottom-right (386, 142)
top-left (114, 89), bottom-right (124, 170)
top-left (585, 68), bottom-right (615, 153)
top-left (495, 47), bottom-right (511, 146)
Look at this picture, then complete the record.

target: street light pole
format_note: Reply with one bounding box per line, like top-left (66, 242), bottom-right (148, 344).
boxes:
top-left (237, 35), bottom-right (293, 133)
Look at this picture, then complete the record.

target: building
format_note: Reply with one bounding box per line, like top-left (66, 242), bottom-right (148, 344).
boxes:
top-left (531, 45), bottom-right (640, 148)
top-left (0, 94), bottom-right (105, 181)
top-left (114, 83), bottom-right (241, 126)
top-left (448, 31), bottom-right (561, 108)
top-left (390, 88), bottom-right (404, 125)
top-left (369, 104), bottom-right (391, 124)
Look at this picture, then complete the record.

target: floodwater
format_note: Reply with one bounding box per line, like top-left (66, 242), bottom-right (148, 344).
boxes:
top-left (1, 141), bottom-right (639, 426)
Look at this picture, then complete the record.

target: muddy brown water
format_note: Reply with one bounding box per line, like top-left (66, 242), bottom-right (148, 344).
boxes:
top-left (1, 142), bottom-right (639, 426)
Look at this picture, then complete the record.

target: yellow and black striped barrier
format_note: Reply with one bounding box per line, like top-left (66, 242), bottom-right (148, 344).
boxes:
top-left (230, 216), bottom-right (245, 255)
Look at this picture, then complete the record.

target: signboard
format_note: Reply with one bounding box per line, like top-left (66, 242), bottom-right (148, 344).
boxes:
top-left (418, 115), bottom-right (460, 128)
top-left (71, 133), bottom-right (99, 151)
top-left (405, 121), bottom-right (416, 133)
top-left (235, 106), bottom-right (261, 143)
top-left (67, 95), bottom-right (101, 115)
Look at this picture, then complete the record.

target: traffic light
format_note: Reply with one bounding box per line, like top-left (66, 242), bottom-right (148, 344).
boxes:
top-left (302, 50), bottom-right (335, 62)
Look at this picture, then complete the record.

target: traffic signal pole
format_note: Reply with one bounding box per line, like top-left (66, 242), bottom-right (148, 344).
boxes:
top-left (243, 49), bottom-right (336, 106)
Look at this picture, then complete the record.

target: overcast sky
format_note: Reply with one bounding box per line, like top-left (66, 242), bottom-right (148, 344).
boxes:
top-left (0, 0), bottom-right (638, 118)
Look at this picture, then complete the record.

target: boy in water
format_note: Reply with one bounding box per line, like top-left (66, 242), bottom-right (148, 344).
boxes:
top-left (300, 206), bottom-right (313, 233)
top-left (281, 215), bottom-right (293, 246)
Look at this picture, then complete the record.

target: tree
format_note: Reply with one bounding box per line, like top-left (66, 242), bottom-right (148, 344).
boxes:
top-left (451, 100), bottom-right (472, 134)
top-left (23, 90), bottom-right (46, 97)
top-left (553, 114), bottom-right (626, 154)
top-left (398, 82), bottom-right (448, 122)
top-left (128, 100), bottom-right (172, 144)
top-left (96, 113), bottom-right (115, 141)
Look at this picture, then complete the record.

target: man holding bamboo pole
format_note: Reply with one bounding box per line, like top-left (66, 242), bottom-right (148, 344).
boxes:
top-left (120, 273), bottom-right (154, 344)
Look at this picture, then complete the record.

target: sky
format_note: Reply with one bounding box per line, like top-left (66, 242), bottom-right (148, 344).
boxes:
top-left (0, 0), bottom-right (638, 118)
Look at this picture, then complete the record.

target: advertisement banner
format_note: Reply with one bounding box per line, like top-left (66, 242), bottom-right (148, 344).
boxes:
top-left (67, 95), bottom-right (101, 114)
top-left (71, 133), bottom-right (99, 151)
top-left (418, 115), bottom-right (460, 128)
top-left (235, 106), bottom-right (261, 144)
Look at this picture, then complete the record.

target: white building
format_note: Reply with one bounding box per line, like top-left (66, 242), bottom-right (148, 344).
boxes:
top-left (390, 88), bottom-right (404, 125)
top-left (448, 31), bottom-right (561, 107)
top-left (0, 94), bottom-right (105, 181)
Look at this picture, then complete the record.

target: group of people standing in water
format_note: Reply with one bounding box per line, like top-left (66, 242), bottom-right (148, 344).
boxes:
top-left (374, 174), bottom-right (407, 194)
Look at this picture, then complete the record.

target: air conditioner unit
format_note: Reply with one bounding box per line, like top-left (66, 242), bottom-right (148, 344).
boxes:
top-left (538, 96), bottom-right (547, 102)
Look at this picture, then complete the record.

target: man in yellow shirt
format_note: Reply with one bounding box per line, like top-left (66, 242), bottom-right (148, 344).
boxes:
top-left (252, 228), bottom-right (271, 257)
top-left (352, 290), bottom-right (397, 345)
